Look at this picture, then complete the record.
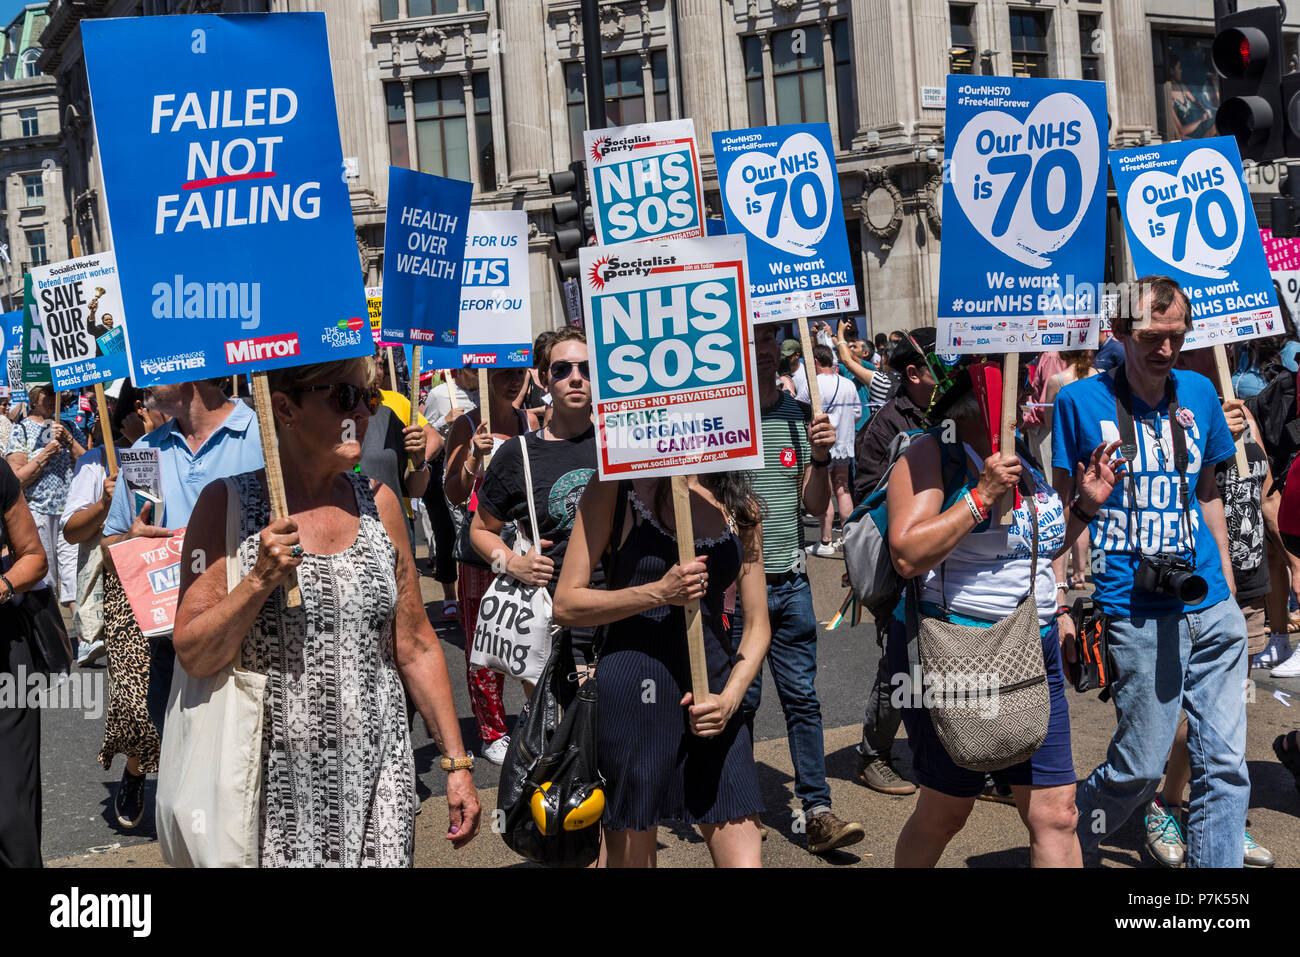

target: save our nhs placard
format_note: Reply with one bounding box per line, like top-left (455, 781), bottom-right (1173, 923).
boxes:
top-left (454, 210), bottom-right (532, 367)
top-left (30, 252), bottom-right (131, 390)
top-left (578, 235), bottom-right (763, 480)
top-left (584, 119), bottom-right (705, 246)
top-left (379, 166), bottom-right (471, 367)
top-left (0, 309), bottom-right (21, 387)
top-left (712, 124), bottom-right (858, 323)
top-left (81, 13), bottom-right (370, 386)
top-left (938, 75), bottom-right (1107, 353)
top-left (1111, 138), bottom-right (1280, 350)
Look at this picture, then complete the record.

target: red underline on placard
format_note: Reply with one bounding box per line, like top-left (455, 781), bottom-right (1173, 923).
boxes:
top-left (180, 171), bottom-right (276, 190)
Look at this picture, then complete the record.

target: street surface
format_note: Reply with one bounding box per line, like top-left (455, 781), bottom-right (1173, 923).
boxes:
top-left (37, 543), bottom-right (1300, 868)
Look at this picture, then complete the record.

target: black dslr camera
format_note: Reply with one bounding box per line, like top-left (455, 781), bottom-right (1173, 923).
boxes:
top-left (1134, 555), bottom-right (1207, 605)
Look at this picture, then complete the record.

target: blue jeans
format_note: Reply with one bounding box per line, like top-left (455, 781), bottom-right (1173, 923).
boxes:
top-left (742, 574), bottom-right (832, 815)
top-left (1076, 598), bottom-right (1249, 868)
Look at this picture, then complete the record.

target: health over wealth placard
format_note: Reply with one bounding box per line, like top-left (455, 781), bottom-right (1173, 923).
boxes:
top-left (30, 252), bottom-right (131, 390)
top-left (712, 123), bottom-right (858, 323)
top-left (585, 119), bottom-right (705, 246)
top-left (379, 166), bottom-right (471, 368)
top-left (938, 74), bottom-right (1108, 353)
top-left (579, 235), bottom-right (763, 480)
top-left (1111, 137), bottom-right (1281, 350)
top-left (81, 13), bottom-right (370, 385)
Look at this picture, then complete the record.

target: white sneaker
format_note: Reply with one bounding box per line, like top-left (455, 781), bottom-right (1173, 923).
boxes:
top-left (805, 542), bottom-right (838, 558)
top-left (75, 638), bottom-right (106, 666)
top-left (1271, 646), bottom-right (1300, 677)
top-left (481, 736), bottom-right (510, 766)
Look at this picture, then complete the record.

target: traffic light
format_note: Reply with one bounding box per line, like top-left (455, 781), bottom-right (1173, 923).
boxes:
top-left (1272, 163), bottom-right (1300, 237)
top-left (549, 159), bottom-right (591, 282)
top-left (1212, 4), bottom-right (1285, 162)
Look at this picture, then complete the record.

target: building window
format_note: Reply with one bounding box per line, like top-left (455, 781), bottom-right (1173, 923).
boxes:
top-left (603, 53), bottom-right (646, 128)
top-left (26, 229), bottom-right (46, 265)
top-left (412, 75), bottom-right (469, 180)
top-left (473, 72), bottom-right (495, 188)
top-left (567, 52), bottom-right (669, 158)
top-left (772, 25), bottom-right (827, 125)
top-left (1152, 32), bottom-right (1219, 141)
top-left (832, 20), bottom-right (855, 146)
top-left (1009, 10), bottom-right (1049, 78)
top-left (408, 0), bottom-right (460, 15)
top-left (950, 4), bottom-right (976, 75)
top-left (19, 108), bottom-right (38, 137)
top-left (386, 82), bottom-right (410, 168)
top-left (1079, 13), bottom-right (1101, 80)
top-left (380, 0), bottom-right (398, 20)
top-left (743, 35), bottom-right (765, 126)
top-left (22, 50), bottom-right (38, 78)
top-left (651, 50), bottom-right (670, 121)
top-left (22, 173), bottom-right (42, 205)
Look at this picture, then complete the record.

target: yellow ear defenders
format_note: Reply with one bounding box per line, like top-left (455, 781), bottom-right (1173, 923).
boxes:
top-left (529, 781), bottom-right (606, 835)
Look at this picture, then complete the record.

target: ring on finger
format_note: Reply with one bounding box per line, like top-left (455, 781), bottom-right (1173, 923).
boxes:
top-left (290, 544), bottom-right (304, 559)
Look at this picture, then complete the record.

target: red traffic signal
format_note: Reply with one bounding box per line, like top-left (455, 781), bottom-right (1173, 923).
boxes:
top-left (1212, 26), bottom-right (1270, 79)
top-left (1212, 6), bottom-right (1284, 162)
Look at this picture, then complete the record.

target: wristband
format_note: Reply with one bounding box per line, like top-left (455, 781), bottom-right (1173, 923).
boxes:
top-left (440, 755), bottom-right (475, 773)
top-left (1054, 606), bottom-right (1072, 620)
top-left (810, 456), bottom-right (831, 468)
top-left (1069, 498), bottom-right (1096, 525)
top-left (962, 491), bottom-right (985, 524)
top-left (1056, 581), bottom-right (1069, 592)
top-left (968, 486), bottom-right (987, 516)
top-left (0, 574), bottom-right (12, 603)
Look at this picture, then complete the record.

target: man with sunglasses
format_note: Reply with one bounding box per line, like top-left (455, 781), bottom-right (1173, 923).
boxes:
top-left (848, 329), bottom-right (945, 797)
top-left (99, 376), bottom-right (264, 829)
top-left (1053, 276), bottom-right (1247, 867)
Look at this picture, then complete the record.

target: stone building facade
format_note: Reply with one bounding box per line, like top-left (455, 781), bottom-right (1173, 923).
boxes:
top-left (0, 2), bottom-right (66, 311)
top-left (32, 0), bottom-right (1300, 338)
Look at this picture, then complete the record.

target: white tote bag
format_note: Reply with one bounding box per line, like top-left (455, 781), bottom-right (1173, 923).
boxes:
top-left (469, 437), bottom-right (554, 684)
top-left (156, 477), bottom-right (267, 868)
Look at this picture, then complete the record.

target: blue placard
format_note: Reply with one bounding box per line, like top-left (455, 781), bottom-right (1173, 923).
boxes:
top-left (705, 218), bottom-right (727, 237)
top-left (1110, 137), bottom-right (1281, 349)
top-left (98, 325), bottom-right (126, 355)
top-left (81, 13), bottom-right (370, 385)
top-left (379, 167), bottom-right (471, 363)
top-left (937, 75), bottom-right (1108, 352)
top-left (0, 309), bottom-right (21, 388)
top-left (712, 124), bottom-right (859, 323)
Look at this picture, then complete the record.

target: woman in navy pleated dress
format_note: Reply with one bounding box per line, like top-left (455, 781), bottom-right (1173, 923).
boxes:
top-left (556, 473), bottom-right (770, 867)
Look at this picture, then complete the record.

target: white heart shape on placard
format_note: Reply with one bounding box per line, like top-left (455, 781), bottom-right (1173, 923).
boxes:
top-left (724, 131), bottom-right (835, 257)
top-left (951, 92), bottom-right (1099, 269)
top-left (1125, 147), bottom-right (1244, 279)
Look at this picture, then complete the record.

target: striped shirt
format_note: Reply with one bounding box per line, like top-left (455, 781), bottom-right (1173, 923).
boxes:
top-left (751, 394), bottom-right (811, 575)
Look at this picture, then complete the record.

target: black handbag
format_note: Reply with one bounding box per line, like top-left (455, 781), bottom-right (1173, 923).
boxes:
top-left (10, 587), bottom-right (73, 678)
top-left (1064, 595), bottom-right (1113, 701)
top-left (495, 482), bottom-right (624, 867)
top-left (496, 627), bottom-right (604, 867)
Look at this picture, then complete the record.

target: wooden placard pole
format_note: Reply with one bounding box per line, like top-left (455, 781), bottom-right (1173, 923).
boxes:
top-left (797, 316), bottom-right (823, 415)
top-left (408, 344), bottom-right (423, 471)
top-left (1211, 345), bottom-right (1251, 475)
top-left (251, 372), bottom-right (301, 608)
top-left (670, 474), bottom-right (711, 704)
top-left (95, 383), bottom-right (116, 478)
top-left (446, 369), bottom-right (459, 410)
top-left (386, 345), bottom-right (399, 395)
top-left (478, 368), bottom-right (492, 466)
top-left (997, 352), bottom-right (1019, 525)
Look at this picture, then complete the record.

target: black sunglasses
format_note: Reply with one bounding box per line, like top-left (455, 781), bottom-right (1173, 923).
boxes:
top-left (549, 359), bottom-right (590, 381)
top-left (295, 382), bottom-right (381, 415)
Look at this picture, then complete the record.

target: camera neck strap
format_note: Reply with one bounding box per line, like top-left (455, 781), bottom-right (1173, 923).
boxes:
top-left (1113, 366), bottom-right (1194, 564)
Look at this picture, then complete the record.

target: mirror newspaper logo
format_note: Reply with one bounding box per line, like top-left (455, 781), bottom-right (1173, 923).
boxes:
top-left (224, 331), bottom-right (300, 365)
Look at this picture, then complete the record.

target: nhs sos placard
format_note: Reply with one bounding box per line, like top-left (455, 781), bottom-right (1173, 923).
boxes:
top-left (584, 119), bottom-right (705, 246)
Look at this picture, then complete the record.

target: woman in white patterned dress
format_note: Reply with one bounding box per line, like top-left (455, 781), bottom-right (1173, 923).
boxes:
top-left (174, 357), bottom-right (480, 867)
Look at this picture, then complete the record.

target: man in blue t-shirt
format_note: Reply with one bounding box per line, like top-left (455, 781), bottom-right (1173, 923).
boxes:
top-left (1052, 276), bottom-right (1248, 868)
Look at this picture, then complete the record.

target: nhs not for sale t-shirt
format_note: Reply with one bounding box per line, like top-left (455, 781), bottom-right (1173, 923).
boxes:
top-left (1052, 368), bottom-right (1235, 618)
